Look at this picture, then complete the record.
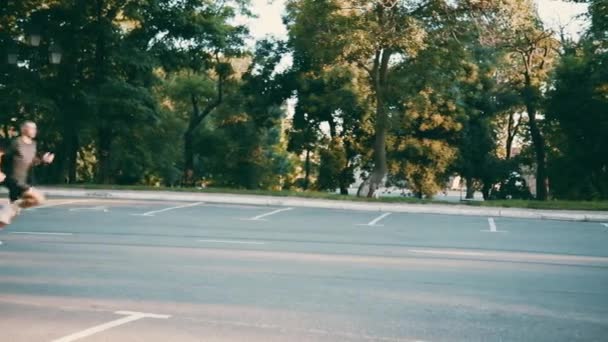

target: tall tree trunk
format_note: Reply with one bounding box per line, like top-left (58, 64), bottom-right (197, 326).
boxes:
top-left (523, 77), bottom-right (548, 200)
top-left (94, 0), bottom-right (108, 184)
top-left (61, 125), bottom-right (79, 184)
top-left (182, 125), bottom-right (196, 187)
top-left (182, 93), bottom-right (201, 186)
top-left (338, 165), bottom-right (350, 195)
top-left (304, 148), bottom-right (311, 190)
top-left (67, 131), bottom-right (79, 183)
top-left (54, 126), bottom-right (79, 184)
top-left (367, 115), bottom-right (388, 197)
top-left (506, 112), bottom-right (522, 160)
top-left (339, 138), bottom-right (353, 196)
top-left (481, 182), bottom-right (491, 200)
top-left (528, 111), bottom-right (547, 200)
top-left (181, 66), bottom-right (225, 183)
top-left (339, 179), bottom-right (349, 195)
top-left (506, 113), bottom-right (515, 159)
top-left (96, 127), bottom-right (112, 184)
top-left (365, 48), bottom-right (391, 197)
top-left (465, 176), bottom-right (475, 199)
top-left (328, 119), bottom-right (337, 139)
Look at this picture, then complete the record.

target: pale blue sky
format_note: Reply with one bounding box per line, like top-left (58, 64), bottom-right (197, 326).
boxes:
top-left (241, 0), bottom-right (589, 42)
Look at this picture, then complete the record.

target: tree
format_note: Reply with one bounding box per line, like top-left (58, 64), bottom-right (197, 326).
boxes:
top-left (508, 29), bottom-right (558, 200)
top-left (545, 1), bottom-right (608, 199)
top-left (148, 0), bottom-right (251, 185)
top-left (450, 35), bottom-right (510, 200)
top-left (468, 0), bottom-right (560, 200)
top-left (287, 65), bottom-right (367, 193)
top-left (285, 0), bottom-right (427, 197)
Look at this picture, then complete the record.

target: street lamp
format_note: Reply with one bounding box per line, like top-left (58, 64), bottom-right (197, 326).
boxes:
top-left (26, 26), bottom-right (42, 47)
top-left (49, 42), bottom-right (62, 65)
top-left (7, 45), bottom-right (18, 65)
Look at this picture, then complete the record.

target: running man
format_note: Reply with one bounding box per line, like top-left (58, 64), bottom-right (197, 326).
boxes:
top-left (0, 121), bottom-right (54, 227)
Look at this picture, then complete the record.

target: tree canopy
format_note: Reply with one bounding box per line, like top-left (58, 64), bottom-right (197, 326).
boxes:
top-left (0, 0), bottom-right (604, 201)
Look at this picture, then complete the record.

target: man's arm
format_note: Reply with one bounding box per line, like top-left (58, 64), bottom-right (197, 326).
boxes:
top-left (0, 140), bottom-right (13, 182)
top-left (38, 152), bottom-right (55, 165)
top-left (0, 150), bottom-right (5, 182)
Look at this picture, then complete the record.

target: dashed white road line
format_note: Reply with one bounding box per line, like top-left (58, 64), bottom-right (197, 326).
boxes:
top-left (51, 310), bottom-right (170, 342)
top-left (243, 207), bottom-right (293, 221)
top-left (199, 239), bottom-right (266, 245)
top-left (10, 231), bottom-right (73, 236)
top-left (133, 202), bottom-right (203, 217)
top-left (358, 212), bottom-right (392, 226)
top-left (28, 200), bottom-right (88, 211)
top-left (602, 223), bottom-right (608, 228)
top-left (409, 249), bottom-right (485, 257)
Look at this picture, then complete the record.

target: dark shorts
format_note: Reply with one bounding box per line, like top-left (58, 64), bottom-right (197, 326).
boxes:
top-left (3, 178), bottom-right (30, 202)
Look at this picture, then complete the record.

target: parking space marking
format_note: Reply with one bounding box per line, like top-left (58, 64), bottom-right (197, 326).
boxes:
top-left (133, 202), bottom-right (203, 217)
top-left (52, 310), bottom-right (170, 342)
top-left (10, 231), bottom-right (73, 236)
top-left (29, 200), bottom-right (88, 211)
top-left (488, 217), bottom-right (497, 232)
top-left (358, 212), bottom-right (391, 227)
top-left (243, 207), bottom-right (293, 221)
top-left (199, 239), bottom-right (266, 245)
top-left (481, 217), bottom-right (508, 233)
top-left (69, 206), bottom-right (109, 212)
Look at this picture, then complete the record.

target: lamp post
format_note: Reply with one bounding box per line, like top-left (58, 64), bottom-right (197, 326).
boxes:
top-left (26, 26), bottom-right (42, 47)
top-left (4, 28), bottom-right (61, 66)
top-left (4, 41), bottom-right (62, 66)
top-left (49, 42), bottom-right (62, 65)
top-left (7, 44), bottom-right (18, 65)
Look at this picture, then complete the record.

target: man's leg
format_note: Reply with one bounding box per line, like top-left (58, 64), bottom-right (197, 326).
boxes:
top-left (0, 181), bottom-right (24, 227)
top-left (17, 188), bottom-right (46, 209)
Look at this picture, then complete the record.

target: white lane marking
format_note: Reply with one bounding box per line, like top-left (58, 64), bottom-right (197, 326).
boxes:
top-left (10, 231), bottom-right (73, 236)
top-left (51, 310), bottom-right (170, 342)
top-left (133, 202), bottom-right (203, 217)
top-left (488, 217), bottom-right (497, 232)
top-left (199, 239), bottom-right (266, 245)
top-left (28, 200), bottom-right (87, 211)
top-left (481, 217), bottom-right (508, 233)
top-left (0, 240), bottom-right (3, 246)
top-left (69, 206), bottom-right (109, 212)
top-left (602, 223), bottom-right (608, 228)
top-left (243, 207), bottom-right (293, 221)
top-left (409, 249), bottom-right (485, 257)
top-left (358, 212), bottom-right (392, 226)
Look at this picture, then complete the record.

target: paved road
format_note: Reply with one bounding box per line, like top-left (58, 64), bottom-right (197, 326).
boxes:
top-left (0, 199), bottom-right (607, 341)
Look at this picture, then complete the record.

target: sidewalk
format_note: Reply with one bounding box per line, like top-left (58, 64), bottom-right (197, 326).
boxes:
top-left (37, 187), bottom-right (608, 223)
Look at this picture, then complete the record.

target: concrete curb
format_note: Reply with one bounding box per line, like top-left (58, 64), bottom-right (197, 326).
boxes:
top-left (39, 187), bottom-right (608, 223)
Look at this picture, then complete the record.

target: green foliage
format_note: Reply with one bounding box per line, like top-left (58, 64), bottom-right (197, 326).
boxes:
top-left (317, 138), bottom-right (348, 191)
top-left (0, 0), bottom-right (604, 203)
top-left (546, 42), bottom-right (608, 199)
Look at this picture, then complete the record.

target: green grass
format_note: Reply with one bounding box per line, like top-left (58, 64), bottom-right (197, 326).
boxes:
top-left (49, 184), bottom-right (608, 211)
top-left (472, 199), bottom-right (608, 211)
top-left (52, 183), bottom-right (441, 204)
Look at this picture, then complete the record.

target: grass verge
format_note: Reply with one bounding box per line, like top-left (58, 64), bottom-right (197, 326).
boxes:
top-left (48, 184), bottom-right (608, 211)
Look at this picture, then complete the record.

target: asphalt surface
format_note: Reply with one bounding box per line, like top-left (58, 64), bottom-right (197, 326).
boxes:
top-left (0, 198), bottom-right (607, 342)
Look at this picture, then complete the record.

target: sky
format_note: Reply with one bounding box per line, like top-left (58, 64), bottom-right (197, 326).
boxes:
top-left (240, 0), bottom-right (589, 42)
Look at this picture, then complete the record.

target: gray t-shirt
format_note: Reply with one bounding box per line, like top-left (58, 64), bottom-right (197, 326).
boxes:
top-left (3, 138), bottom-right (38, 185)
